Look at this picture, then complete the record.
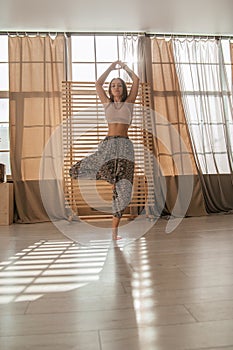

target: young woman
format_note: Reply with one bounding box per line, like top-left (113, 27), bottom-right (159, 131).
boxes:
top-left (70, 60), bottom-right (139, 240)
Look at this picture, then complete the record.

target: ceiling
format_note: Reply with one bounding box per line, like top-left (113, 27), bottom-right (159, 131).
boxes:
top-left (0, 0), bottom-right (233, 36)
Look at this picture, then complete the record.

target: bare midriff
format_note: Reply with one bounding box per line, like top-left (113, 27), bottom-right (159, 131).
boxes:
top-left (107, 123), bottom-right (129, 137)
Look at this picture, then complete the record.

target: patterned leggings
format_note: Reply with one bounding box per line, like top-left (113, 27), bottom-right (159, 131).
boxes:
top-left (69, 136), bottom-right (134, 218)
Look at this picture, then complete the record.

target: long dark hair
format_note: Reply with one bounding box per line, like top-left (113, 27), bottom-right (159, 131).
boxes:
top-left (108, 78), bottom-right (128, 102)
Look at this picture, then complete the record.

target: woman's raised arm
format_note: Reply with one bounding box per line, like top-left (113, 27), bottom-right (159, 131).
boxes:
top-left (118, 61), bottom-right (139, 103)
top-left (95, 61), bottom-right (120, 103)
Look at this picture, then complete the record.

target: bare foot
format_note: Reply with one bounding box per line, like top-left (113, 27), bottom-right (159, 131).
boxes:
top-left (112, 228), bottom-right (122, 240)
top-left (112, 234), bottom-right (122, 240)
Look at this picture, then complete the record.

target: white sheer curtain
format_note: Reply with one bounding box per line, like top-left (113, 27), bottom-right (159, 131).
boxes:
top-left (173, 38), bottom-right (233, 174)
top-left (173, 37), bottom-right (233, 212)
top-left (121, 35), bottom-right (164, 218)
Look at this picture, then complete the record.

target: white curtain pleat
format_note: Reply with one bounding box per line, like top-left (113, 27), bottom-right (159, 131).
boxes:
top-left (121, 34), bottom-right (139, 80)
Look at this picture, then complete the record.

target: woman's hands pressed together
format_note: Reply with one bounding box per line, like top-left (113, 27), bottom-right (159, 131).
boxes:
top-left (110, 60), bottom-right (125, 70)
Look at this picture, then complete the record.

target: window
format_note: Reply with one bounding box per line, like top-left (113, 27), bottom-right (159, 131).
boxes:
top-left (0, 34), bottom-right (138, 177)
top-left (0, 35), bottom-right (10, 175)
top-left (70, 34), bottom-right (138, 145)
top-left (71, 34), bottom-right (129, 82)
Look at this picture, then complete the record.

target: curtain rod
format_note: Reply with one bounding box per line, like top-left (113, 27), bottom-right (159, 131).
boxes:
top-left (148, 33), bottom-right (233, 40)
top-left (0, 31), bottom-right (143, 36)
top-left (0, 31), bottom-right (232, 39)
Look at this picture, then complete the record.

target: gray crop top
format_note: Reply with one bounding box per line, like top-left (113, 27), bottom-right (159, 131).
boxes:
top-left (104, 102), bottom-right (133, 125)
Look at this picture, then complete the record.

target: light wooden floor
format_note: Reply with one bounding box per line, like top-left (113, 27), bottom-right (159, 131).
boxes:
top-left (0, 213), bottom-right (233, 350)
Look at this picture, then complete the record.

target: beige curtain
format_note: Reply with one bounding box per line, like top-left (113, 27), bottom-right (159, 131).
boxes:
top-left (150, 38), bottom-right (206, 216)
top-left (9, 34), bottom-right (69, 223)
top-left (138, 36), bottom-right (154, 88)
